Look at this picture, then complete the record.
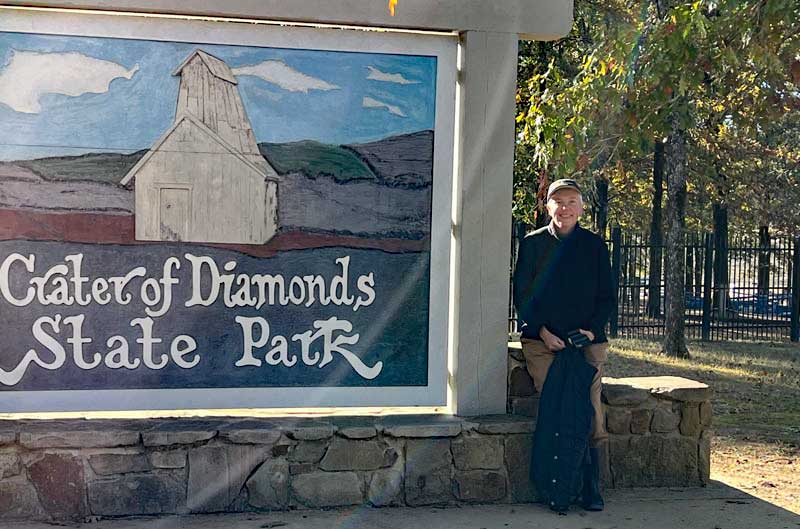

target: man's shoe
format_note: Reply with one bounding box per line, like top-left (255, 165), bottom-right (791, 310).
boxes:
top-left (582, 447), bottom-right (604, 511)
top-left (548, 499), bottom-right (569, 514)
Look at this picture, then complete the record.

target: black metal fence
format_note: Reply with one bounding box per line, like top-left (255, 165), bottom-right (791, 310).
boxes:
top-left (509, 224), bottom-right (800, 342)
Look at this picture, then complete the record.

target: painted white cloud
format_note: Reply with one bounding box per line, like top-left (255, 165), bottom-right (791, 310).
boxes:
top-left (362, 96), bottom-right (406, 117)
top-left (232, 60), bottom-right (339, 93)
top-left (0, 50), bottom-right (139, 114)
top-left (366, 66), bottom-right (419, 85)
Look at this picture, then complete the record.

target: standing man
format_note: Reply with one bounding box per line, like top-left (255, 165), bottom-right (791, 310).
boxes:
top-left (512, 178), bottom-right (614, 511)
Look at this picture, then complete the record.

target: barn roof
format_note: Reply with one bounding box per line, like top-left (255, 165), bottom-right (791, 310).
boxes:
top-left (172, 50), bottom-right (238, 84)
top-left (120, 112), bottom-right (278, 187)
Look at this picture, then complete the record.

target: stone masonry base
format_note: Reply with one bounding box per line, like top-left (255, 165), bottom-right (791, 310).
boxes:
top-left (0, 345), bottom-right (711, 521)
top-left (508, 342), bottom-right (712, 489)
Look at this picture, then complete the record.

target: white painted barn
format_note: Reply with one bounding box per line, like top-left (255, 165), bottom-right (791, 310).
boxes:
top-left (121, 50), bottom-right (279, 245)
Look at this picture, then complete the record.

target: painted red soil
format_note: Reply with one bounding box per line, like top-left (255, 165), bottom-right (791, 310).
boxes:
top-left (0, 209), bottom-right (428, 256)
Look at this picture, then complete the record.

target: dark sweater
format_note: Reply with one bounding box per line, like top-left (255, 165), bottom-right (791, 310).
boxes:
top-left (512, 223), bottom-right (614, 343)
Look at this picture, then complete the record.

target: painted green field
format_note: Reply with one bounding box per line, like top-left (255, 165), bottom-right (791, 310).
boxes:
top-left (12, 150), bottom-right (146, 185)
top-left (259, 140), bottom-right (376, 182)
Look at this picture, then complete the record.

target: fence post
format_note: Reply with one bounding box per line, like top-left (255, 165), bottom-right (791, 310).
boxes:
top-left (610, 226), bottom-right (621, 338)
top-left (791, 236), bottom-right (800, 342)
top-left (701, 233), bottom-right (713, 341)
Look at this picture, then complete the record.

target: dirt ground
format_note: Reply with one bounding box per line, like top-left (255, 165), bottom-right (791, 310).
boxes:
top-left (606, 338), bottom-right (800, 514)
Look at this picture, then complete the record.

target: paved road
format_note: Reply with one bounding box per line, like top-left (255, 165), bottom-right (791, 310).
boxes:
top-left (6, 483), bottom-right (800, 529)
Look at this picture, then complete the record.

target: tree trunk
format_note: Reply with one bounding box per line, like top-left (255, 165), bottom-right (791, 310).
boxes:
top-left (589, 146), bottom-right (611, 238)
top-left (532, 41), bottom-right (552, 231)
top-left (647, 141), bottom-right (664, 317)
top-left (535, 189), bottom-right (550, 228)
top-left (595, 177), bottom-right (609, 238)
top-left (661, 116), bottom-right (690, 358)
top-left (757, 225), bottom-right (770, 296)
top-left (712, 203), bottom-right (729, 316)
top-left (534, 171), bottom-right (550, 228)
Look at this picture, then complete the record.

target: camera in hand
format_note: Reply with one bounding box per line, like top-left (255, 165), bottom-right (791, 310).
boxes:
top-left (566, 329), bottom-right (591, 348)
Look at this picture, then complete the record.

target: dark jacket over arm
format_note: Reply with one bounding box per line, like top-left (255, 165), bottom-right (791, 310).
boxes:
top-left (530, 345), bottom-right (596, 508)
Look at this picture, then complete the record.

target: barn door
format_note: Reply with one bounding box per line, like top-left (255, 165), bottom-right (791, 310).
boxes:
top-left (159, 188), bottom-right (189, 241)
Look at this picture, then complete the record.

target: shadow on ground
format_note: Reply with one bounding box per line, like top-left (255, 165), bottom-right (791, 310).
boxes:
top-left (6, 482), bottom-right (799, 529)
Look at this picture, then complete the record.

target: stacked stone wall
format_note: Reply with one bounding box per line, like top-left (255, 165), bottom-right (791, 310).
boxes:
top-left (508, 342), bottom-right (712, 488)
top-left (0, 344), bottom-right (711, 521)
top-left (0, 415), bottom-right (540, 521)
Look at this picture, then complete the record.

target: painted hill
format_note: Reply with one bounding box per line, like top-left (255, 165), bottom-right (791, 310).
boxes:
top-left (0, 130), bottom-right (434, 238)
top-left (344, 130), bottom-right (433, 188)
top-left (258, 140), bottom-right (376, 183)
top-left (2, 130), bottom-right (434, 189)
top-left (10, 150), bottom-right (147, 185)
top-left (259, 130), bottom-right (434, 188)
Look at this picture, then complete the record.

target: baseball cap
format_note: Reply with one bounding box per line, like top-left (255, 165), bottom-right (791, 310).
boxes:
top-left (546, 178), bottom-right (582, 200)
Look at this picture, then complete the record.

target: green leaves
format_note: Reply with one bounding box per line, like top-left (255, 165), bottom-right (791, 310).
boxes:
top-left (514, 0), bottom-right (800, 234)
top-left (515, 10), bottom-right (633, 222)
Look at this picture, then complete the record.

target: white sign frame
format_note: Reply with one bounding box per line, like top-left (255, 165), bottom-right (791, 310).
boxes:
top-left (0, 8), bottom-right (457, 412)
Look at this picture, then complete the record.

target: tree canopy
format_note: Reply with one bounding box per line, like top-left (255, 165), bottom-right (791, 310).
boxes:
top-left (515, 0), bottom-right (800, 236)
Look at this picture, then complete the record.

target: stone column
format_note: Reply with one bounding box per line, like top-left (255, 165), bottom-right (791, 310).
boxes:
top-left (451, 30), bottom-right (518, 415)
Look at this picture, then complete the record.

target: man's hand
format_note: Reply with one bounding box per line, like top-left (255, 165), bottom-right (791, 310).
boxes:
top-left (578, 329), bottom-right (595, 342)
top-left (539, 326), bottom-right (565, 352)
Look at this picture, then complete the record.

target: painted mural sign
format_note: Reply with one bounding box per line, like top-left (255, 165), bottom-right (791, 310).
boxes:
top-left (0, 17), bottom-right (455, 410)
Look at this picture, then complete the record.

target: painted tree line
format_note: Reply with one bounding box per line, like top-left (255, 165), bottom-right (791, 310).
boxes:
top-left (514, 0), bottom-right (799, 357)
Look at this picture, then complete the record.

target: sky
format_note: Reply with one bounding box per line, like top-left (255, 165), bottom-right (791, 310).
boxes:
top-left (0, 31), bottom-right (437, 161)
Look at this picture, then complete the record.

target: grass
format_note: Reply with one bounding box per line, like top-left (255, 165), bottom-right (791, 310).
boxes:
top-left (607, 338), bottom-right (800, 513)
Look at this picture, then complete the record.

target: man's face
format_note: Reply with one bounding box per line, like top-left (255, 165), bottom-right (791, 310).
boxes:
top-left (546, 188), bottom-right (583, 232)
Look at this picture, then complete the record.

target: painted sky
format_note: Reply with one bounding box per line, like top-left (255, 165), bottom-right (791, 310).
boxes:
top-left (0, 32), bottom-right (437, 161)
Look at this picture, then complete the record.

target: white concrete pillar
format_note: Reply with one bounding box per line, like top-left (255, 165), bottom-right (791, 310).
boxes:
top-left (451, 30), bottom-right (518, 416)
